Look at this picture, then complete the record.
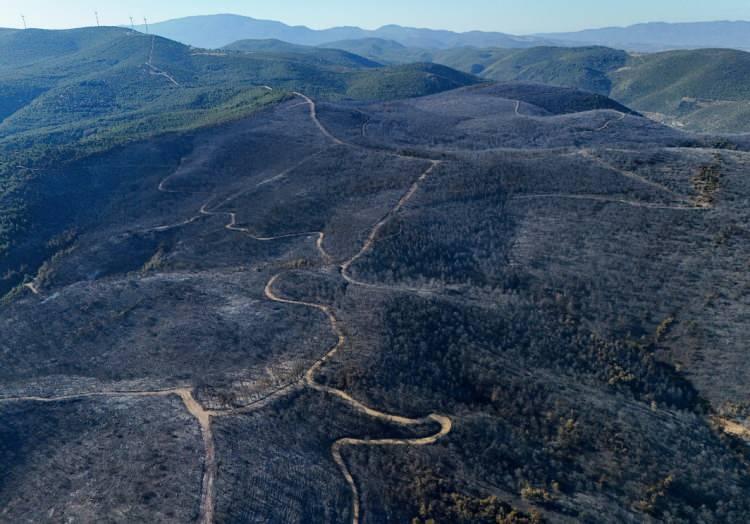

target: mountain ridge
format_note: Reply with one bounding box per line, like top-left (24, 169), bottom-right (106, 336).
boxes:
top-left (137, 14), bottom-right (750, 52)
top-left (136, 13), bottom-right (556, 50)
top-left (540, 20), bottom-right (750, 51)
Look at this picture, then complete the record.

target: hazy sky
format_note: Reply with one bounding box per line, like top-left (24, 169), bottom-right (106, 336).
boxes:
top-left (2, 0), bottom-right (749, 33)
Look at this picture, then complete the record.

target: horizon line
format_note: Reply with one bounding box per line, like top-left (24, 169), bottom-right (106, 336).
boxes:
top-left (2, 13), bottom-right (749, 35)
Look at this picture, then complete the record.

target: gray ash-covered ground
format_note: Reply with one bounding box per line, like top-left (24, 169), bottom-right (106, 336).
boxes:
top-left (1, 83), bottom-right (749, 523)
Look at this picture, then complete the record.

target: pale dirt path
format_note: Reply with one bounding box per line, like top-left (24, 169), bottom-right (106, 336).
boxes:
top-left (595, 110), bottom-right (626, 131)
top-left (0, 387), bottom-right (215, 523)
top-left (332, 414), bottom-right (452, 524)
top-left (714, 417), bottom-right (750, 440)
top-left (176, 389), bottom-right (216, 524)
top-left (11, 82), bottom-right (731, 521)
top-left (148, 90), bottom-right (334, 235)
top-left (149, 87), bottom-right (448, 522)
top-left (261, 152), bottom-right (449, 523)
top-left (264, 271), bottom-right (451, 524)
top-left (514, 101), bottom-right (625, 134)
top-left (23, 282), bottom-right (40, 295)
top-left (146, 36), bottom-right (181, 87)
top-left (292, 92), bottom-right (345, 146)
top-left (340, 160), bottom-right (440, 286)
top-left (512, 193), bottom-right (710, 210)
top-left (578, 148), bottom-right (685, 200)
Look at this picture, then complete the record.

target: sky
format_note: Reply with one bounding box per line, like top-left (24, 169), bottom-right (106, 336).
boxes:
top-left (2, 0), bottom-right (749, 34)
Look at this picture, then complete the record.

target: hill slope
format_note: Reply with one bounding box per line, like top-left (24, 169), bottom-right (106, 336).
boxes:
top-left (322, 39), bottom-right (750, 133)
top-left (1, 77), bottom-right (749, 523)
top-left (610, 48), bottom-right (750, 130)
top-left (0, 27), bottom-right (478, 297)
top-left (480, 46), bottom-right (628, 94)
top-left (477, 47), bottom-right (750, 133)
top-left (224, 38), bottom-right (383, 68)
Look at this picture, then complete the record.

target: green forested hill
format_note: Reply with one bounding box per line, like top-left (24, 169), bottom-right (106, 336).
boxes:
top-left (322, 37), bottom-right (750, 133)
top-left (480, 46), bottom-right (628, 94)
top-left (480, 47), bottom-right (750, 133)
top-left (0, 28), bottom-right (479, 156)
top-left (469, 47), bottom-right (750, 133)
top-left (320, 38), bottom-right (434, 65)
top-left (224, 38), bottom-right (383, 69)
top-left (608, 49), bottom-right (750, 131)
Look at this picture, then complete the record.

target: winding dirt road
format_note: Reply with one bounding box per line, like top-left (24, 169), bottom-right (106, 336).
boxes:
top-left (153, 88), bottom-right (449, 522)
top-left (10, 88), bottom-right (449, 524)
top-left (292, 92), bottom-right (345, 146)
top-left (332, 414), bottom-right (451, 524)
top-left (243, 91), bottom-right (451, 523)
top-left (263, 171), bottom-right (450, 524)
top-left (10, 84), bottom-right (730, 522)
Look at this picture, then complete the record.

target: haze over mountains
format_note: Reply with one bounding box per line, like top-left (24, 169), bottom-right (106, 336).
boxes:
top-left (137, 14), bottom-right (544, 50)
top-left (139, 14), bottom-right (750, 52)
top-left (539, 21), bottom-right (750, 51)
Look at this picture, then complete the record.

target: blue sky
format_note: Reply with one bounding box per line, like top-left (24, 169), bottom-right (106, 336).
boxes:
top-left (2, 0), bottom-right (749, 33)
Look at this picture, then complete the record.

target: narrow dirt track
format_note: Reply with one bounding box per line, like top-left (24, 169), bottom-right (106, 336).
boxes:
top-left (595, 110), bottom-right (625, 131)
top-left (331, 414), bottom-right (452, 524)
top-left (23, 282), bottom-right (40, 295)
top-left (512, 193), bottom-right (710, 210)
top-left (0, 387), bottom-right (216, 523)
top-left (340, 160), bottom-right (440, 286)
top-left (252, 92), bottom-right (451, 524)
top-left (146, 36), bottom-right (181, 87)
top-left (578, 148), bottom-right (685, 200)
top-left (176, 389), bottom-right (216, 524)
top-left (264, 184), bottom-right (450, 524)
top-left (292, 92), bottom-right (345, 145)
top-left (149, 88), bottom-right (450, 523)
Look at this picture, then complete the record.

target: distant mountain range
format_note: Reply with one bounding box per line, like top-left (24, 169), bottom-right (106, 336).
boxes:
top-left (138, 14), bottom-right (750, 52)
top-left (539, 21), bottom-right (750, 51)
top-left (137, 14), bottom-right (546, 50)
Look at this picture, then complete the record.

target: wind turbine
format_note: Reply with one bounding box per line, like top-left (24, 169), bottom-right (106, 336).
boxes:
top-left (129, 16), bottom-right (135, 30)
top-left (143, 17), bottom-right (149, 34)
top-left (94, 11), bottom-right (100, 27)
top-left (21, 14), bottom-right (27, 30)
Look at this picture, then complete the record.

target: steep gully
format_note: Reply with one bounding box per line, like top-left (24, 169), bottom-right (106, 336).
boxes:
top-left (7, 87), bottom-right (697, 523)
